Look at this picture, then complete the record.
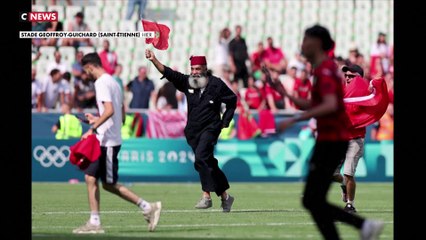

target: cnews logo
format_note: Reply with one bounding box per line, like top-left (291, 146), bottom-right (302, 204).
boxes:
top-left (21, 12), bottom-right (58, 22)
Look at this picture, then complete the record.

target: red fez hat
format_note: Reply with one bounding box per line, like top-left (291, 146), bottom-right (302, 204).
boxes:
top-left (190, 56), bottom-right (207, 66)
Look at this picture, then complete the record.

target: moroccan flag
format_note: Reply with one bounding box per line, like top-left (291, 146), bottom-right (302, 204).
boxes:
top-left (343, 77), bottom-right (389, 128)
top-left (141, 19), bottom-right (170, 50)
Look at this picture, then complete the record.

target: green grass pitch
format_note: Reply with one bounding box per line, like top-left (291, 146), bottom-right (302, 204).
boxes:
top-left (32, 182), bottom-right (393, 239)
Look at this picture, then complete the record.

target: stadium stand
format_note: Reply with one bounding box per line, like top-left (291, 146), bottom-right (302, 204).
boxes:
top-left (32, 0), bottom-right (393, 103)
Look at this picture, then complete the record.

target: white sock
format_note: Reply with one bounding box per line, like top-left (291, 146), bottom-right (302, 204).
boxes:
top-left (137, 198), bottom-right (151, 213)
top-left (89, 212), bottom-right (100, 226)
top-left (222, 193), bottom-right (229, 200)
top-left (347, 200), bottom-right (354, 205)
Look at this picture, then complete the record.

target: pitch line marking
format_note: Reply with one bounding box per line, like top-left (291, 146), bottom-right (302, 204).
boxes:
top-left (32, 221), bottom-right (393, 229)
top-left (32, 208), bottom-right (394, 215)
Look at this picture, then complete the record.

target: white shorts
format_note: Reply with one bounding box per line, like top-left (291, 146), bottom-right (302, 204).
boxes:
top-left (334, 138), bottom-right (365, 177)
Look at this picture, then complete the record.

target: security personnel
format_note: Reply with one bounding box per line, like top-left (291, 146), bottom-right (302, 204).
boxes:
top-left (121, 114), bottom-right (135, 139)
top-left (121, 113), bottom-right (144, 139)
top-left (146, 49), bottom-right (237, 212)
top-left (52, 103), bottom-right (83, 139)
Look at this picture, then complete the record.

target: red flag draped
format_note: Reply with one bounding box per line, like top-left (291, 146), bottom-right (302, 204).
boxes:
top-left (141, 19), bottom-right (170, 50)
top-left (344, 77), bottom-right (389, 128)
top-left (69, 134), bottom-right (101, 170)
top-left (258, 109), bottom-right (276, 136)
top-left (146, 110), bottom-right (187, 138)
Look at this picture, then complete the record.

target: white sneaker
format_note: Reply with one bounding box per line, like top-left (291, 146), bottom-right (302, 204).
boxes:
top-left (72, 221), bottom-right (105, 234)
top-left (361, 220), bottom-right (384, 240)
top-left (143, 201), bottom-right (162, 232)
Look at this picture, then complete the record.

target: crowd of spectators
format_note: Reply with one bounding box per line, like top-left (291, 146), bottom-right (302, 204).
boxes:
top-left (31, 1), bottom-right (393, 141)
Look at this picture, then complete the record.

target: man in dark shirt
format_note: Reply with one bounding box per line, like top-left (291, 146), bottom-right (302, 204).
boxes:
top-left (126, 66), bottom-right (155, 109)
top-left (145, 49), bottom-right (237, 212)
top-left (229, 25), bottom-right (250, 88)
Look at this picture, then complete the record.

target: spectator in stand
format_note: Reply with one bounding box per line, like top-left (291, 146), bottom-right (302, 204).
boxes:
top-left (356, 53), bottom-right (366, 68)
top-left (38, 69), bottom-right (65, 112)
top-left (126, 66), bottom-right (155, 109)
top-left (264, 37), bottom-right (287, 74)
top-left (280, 66), bottom-right (298, 110)
top-left (32, 68), bottom-right (42, 110)
top-left (99, 40), bottom-right (118, 75)
top-left (126, 0), bottom-right (148, 20)
top-left (244, 75), bottom-right (265, 110)
top-left (155, 82), bottom-right (178, 110)
top-left (229, 25), bottom-right (250, 88)
top-left (265, 68), bottom-right (285, 113)
top-left (370, 57), bottom-right (385, 79)
top-left (347, 45), bottom-right (359, 65)
top-left (220, 66), bottom-right (234, 89)
top-left (74, 71), bottom-right (97, 112)
top-left (370, 32), bottom-right (390, 73)
top-left (112, 63), bottom-right (125, 96)
top-left (72, 51), bottom-right (84, 84)
top-left (32, 49), bottom-right (42, 63)
top-left (32, 21), bottom-right (48, 47)
top-left (61, 71), bottom-right (73, 106)
top-left (46, 50), bottom-right (69, 75)
top-left (335, 56), bottom-right (349, 70)
top-left (287, 52), bottom-right (306, 77)
top-left (62, 12), bottom-right (92, 47)
top-left (293, 69), bottom-right (312, 109)
top-left (214, 27), bottom-right (232, 79)
top-left (230, 80), bottom-right (242, 109)
top-left (42, 13), bottom-right (63, 47)
top-left (250, 42), bottom-right (267, 74)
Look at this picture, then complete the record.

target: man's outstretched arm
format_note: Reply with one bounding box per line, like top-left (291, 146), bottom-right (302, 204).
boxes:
top-left (145, 49), bottom-right (165, 73)
top-left (146, 49), bottom-right (189, 92)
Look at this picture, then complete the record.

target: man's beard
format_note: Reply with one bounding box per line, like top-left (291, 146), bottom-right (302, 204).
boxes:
top-left (188, 74), bottom-right (208, 89)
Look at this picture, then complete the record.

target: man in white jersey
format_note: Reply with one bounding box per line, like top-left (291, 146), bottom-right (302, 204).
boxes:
top-left (72, 53), bottom-right (161, 234)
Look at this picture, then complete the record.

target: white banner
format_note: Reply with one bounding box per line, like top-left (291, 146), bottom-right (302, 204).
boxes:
top-left (19, 31), bottom-right (155, 38)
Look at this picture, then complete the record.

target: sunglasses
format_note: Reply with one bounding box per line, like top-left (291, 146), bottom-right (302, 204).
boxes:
top-left (345, 74), bottom-right (357, 79)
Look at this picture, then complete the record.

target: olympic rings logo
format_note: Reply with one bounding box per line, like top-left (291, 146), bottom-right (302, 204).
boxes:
top-left (33, 145), bottom-right (70, 168)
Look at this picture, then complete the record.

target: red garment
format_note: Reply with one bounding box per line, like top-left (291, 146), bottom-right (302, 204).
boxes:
top-left (293, 78), bottom-right (312, 99)
top-left (343, 77), bottom-right (389, 129)
top-left (265, 84), bottom-right (283, 102)
top-left (388, 88), bottom-right (394, 104)
top-left (98, 50), bottom-right (118, 75)
top-left (258, 109), bottom-right (276, 136)
top-left (69, 134), bottom-right (101, 170)
top-left (251, 50), bottom-right (267, 72)
top-left (327, 41), bottom-right (335, 59)
top-left (141, 20), bottom-right (170, 50)
top-left (264, 47), bottom-right (285, 64)
top-left (244, 87), bottom-right (263, 109)
top-left (343, 76), bottom-right (370, 139)
top-left (312, 58), bottom-right (350, 141)
top-left (237, 108), bottom-right (261, 140)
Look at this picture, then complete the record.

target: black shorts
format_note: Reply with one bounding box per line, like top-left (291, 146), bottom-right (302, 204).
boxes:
top-left (84, 145), bottom-right (121, 184)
